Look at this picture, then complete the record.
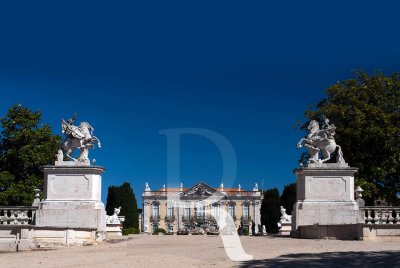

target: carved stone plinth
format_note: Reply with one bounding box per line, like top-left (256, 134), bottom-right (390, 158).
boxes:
top-left (35, 164), bottom-right (106, 241)
top-left (292, 164), bottom-right (363, 239)
top-left (106, 223), bottom-right (123, 237)
top-left (278, 222), bottom-right (292, 236)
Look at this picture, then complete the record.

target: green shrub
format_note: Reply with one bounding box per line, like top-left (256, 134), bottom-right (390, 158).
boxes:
top-left (122, 228), bottom-right (130, 236)
top-left (153, 228), bottom-right (167, 235)
top-left (243, 229), bottom-right (249, 236)
top-left (126, 228), bottom-right (140, 234)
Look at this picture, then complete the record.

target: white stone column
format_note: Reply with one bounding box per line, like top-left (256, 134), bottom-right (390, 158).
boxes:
top-left (178, 203), bottom-right (184, 230)
top-left (253, 201), bottom-right (261, 233)
top-left (143, 202), bottom-right (151, 233)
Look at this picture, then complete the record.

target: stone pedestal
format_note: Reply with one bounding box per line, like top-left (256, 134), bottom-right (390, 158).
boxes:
top-left (292, 163), bottom-right (363, 239)
top-left (35, 163), bottom-right (107, 243)
top-left (106, 223), bottom-right (123, 237)
top-left (278, 222), bottom-right (292, 236)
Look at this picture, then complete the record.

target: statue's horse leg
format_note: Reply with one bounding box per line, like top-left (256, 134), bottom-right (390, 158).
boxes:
top-left (336, 145), bottom-right (346, 163)
top-left (78, 147), bottom-right (89, 163)
top-left (320, 148), bottom-right (331, 163)
top-left (63, 139), bottom-right (78, 161)
top-left (304, 143), bottom-right (320, 163)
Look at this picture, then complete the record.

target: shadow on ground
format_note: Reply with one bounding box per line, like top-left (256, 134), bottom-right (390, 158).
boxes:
top-left (238, 251), bottom-right (400, 268)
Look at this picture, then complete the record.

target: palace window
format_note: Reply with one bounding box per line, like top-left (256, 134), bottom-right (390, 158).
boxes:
top-left (167, 205), bottom-right (174, 218)
top-left (228, 204), bottom-right (235, 218)
top-left (152, 204), bottom-right (159, 218)
top-left (243, 204), bottom-right (249, 219)
top-left (211, 204), bottom-right (219, 220)
top-left (184, 207), bottom-right (191, 219)
top-left (196, 204), bottom-right (205, 219)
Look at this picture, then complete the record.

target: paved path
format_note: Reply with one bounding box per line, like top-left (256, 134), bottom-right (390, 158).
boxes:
top-left (1, 235), bottom-right (399, 267)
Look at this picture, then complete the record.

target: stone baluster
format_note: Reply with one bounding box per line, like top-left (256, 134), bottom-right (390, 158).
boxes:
top-left (373, 209), bottom-right (380, 224)
top-left (395, 209), bottom-right (400, 225)
top-left (384, 209), bottom-right (389, 224)
top-left (4, 209), bottom-right (9, 224)
top-left (388, 210), bottom-right (394, 224)
top-left (4, 209), bottom-right (9, 225)
top-left (0, 209), bottom-right (4, 224)
top-left (366, 209), bottom-right (372, 224)
top-left (11, 210), bottom-right (16, 225)
top-left (381, 209), bottom-right (387, 225)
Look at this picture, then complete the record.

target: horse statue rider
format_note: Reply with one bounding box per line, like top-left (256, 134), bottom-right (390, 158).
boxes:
top-left (58, 113), bottom-right (101, 164)
top-left (297, 116), bottom-right (345, 166)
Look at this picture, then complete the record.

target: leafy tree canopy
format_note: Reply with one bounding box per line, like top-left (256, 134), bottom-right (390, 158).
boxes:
top-left (0, 104), bottom-right (60, 205)
top-left (303, 71), bottom-right (400, 205)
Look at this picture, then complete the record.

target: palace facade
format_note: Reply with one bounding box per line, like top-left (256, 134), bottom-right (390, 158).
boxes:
top-left (142, 182), bottom-right (262, 234)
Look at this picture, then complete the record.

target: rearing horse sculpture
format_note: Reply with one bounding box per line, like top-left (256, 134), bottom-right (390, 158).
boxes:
top-left (60, 116), bottom-right (101, 164)
top-left (297, 117), bottom-right (345, 165)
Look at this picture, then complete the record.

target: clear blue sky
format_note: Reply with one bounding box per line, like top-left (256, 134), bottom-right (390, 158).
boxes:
top-left (1, 1), bottom-right (400, 206)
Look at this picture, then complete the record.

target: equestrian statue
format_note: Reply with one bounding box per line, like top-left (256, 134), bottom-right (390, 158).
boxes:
top-left (297, 116), bottom-right (345, 166)
top-left (58, 113), bottom-right (101, 164)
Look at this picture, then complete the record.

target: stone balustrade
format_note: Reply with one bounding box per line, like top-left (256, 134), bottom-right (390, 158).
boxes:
top-left (360, 206), bottom-right (400, 225)
top-left (0, 206), bottom-right (37, 225)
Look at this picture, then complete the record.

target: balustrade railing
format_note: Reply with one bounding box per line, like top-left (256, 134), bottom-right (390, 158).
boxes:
top-left (0, 206), bottom-right (38, 225)
top-left (360, 207), bottom-right (400, 225)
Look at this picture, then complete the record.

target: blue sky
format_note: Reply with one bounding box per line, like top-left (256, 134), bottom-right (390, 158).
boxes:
top-left (1, 1), bottom-right (400, 206)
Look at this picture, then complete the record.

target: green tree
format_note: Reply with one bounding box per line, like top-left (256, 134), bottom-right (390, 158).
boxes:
top-left (0, 104), bottom-right (60, 206)
top-left (105, 182), bottom-right (139, 229)
top-left (280, 183), bottom-right (296, 215)
top-left (303, 71), bottom-right (400, 205)
top-left (105, 185), bottom-right (121, 216)
top-left (260, 188), bottom-right (280, 233)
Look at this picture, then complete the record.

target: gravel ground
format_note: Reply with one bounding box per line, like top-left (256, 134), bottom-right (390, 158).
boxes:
top-left (1, 235), bottom-right (399, 268)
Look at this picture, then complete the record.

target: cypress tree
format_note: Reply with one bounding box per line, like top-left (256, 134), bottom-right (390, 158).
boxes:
top-left (105, 182), bottom-right (138, 229)
top-left (105, 186), bottom-right (120, 216)
top-left (260, 188), bottom-right (280, 233)
top-left (280, 183), bottom-right (296, 215)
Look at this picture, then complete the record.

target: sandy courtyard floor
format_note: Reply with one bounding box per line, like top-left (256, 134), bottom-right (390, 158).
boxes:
top-left (1, 235), bottom-right (399, 268)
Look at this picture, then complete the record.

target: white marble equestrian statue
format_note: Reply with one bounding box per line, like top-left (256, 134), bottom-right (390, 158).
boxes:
top-left (60, 113), bottom-right (101, 164)
top-left (297, 116), bottom-right (345, 165)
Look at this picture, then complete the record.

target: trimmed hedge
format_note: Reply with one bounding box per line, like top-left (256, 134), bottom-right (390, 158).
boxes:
top-left (122, 228), bottom-right (140, 235)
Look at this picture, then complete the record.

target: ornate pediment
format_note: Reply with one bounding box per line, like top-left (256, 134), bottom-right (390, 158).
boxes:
top-left (181, 182), bottom-right (216, 198)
